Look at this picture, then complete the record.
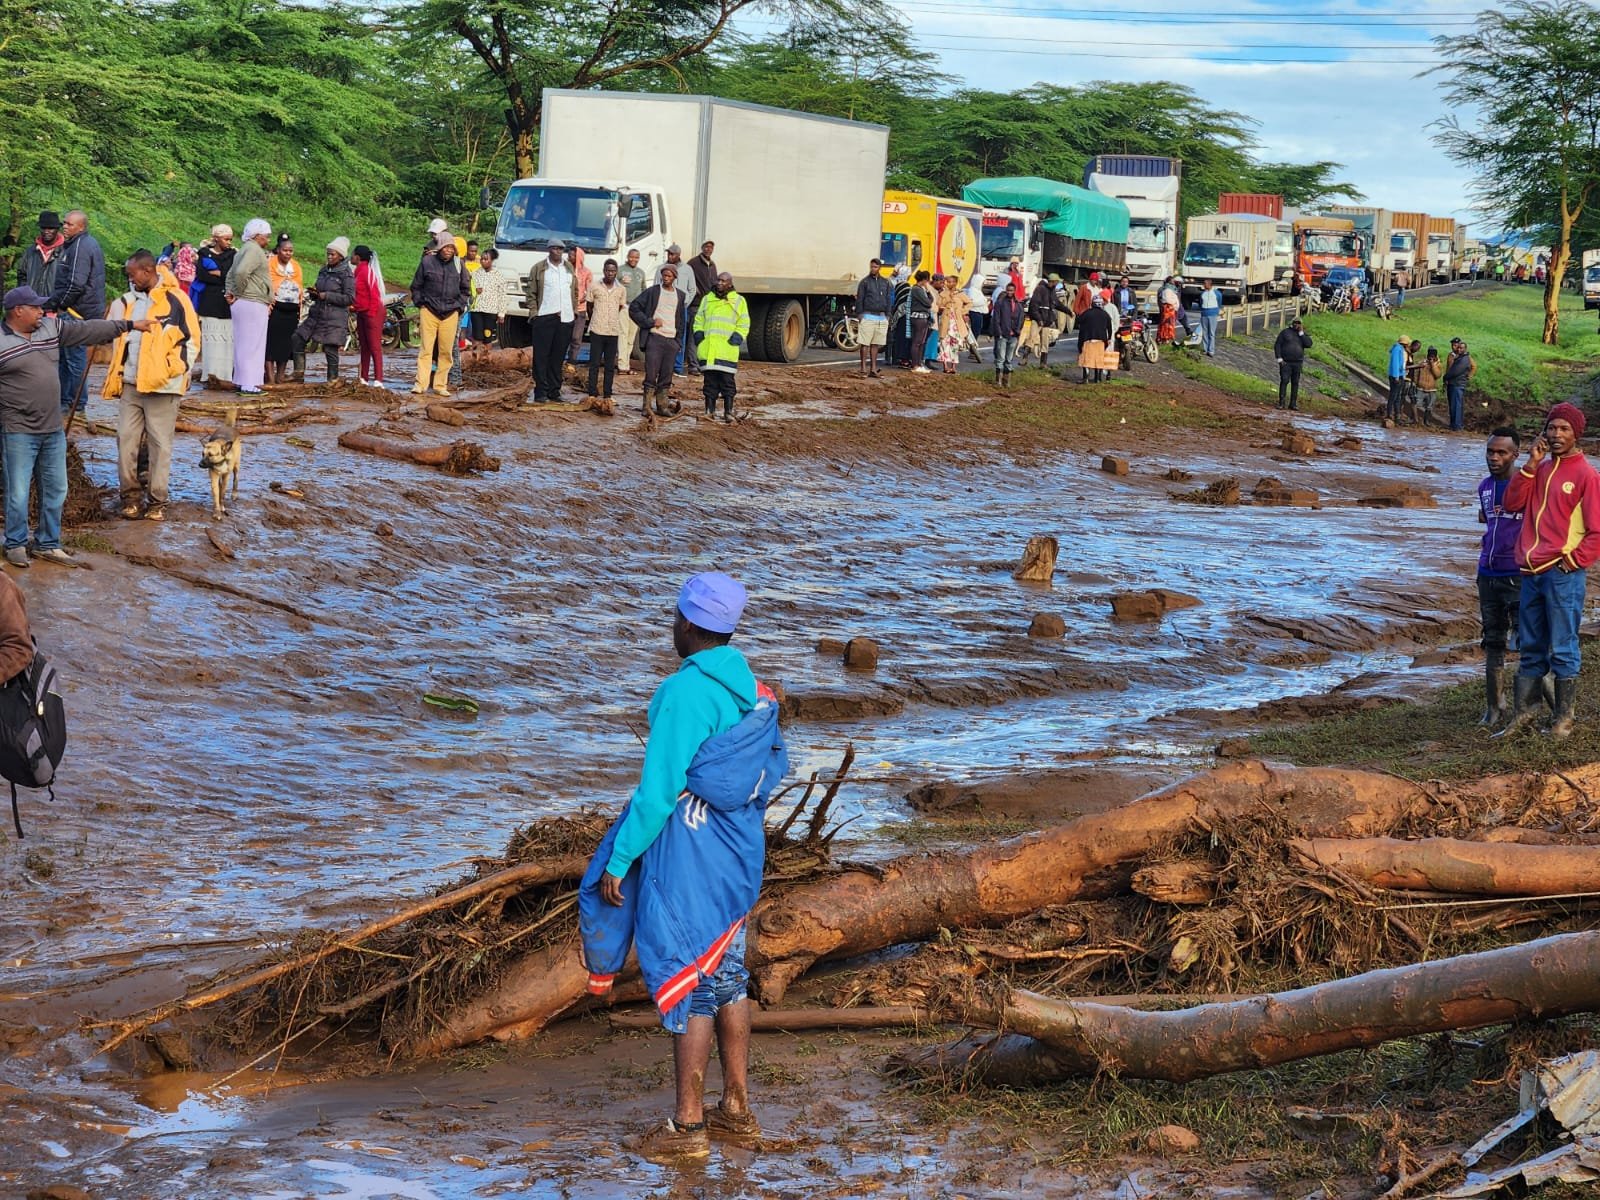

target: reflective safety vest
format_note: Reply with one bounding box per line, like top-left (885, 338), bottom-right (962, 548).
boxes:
top-left (693, 290), bottom-right (751, 370)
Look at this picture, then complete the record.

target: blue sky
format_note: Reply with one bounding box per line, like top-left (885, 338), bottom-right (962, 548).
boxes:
top-left (878, 0), bottom-right (1484, 228)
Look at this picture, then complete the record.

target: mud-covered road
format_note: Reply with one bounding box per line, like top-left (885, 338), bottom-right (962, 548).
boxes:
top-left (1, 355), bottom-right (1503, 1197)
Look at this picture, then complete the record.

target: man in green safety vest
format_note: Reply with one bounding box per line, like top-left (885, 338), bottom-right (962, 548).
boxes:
top-left (692, 272), bottom-right (750, 424)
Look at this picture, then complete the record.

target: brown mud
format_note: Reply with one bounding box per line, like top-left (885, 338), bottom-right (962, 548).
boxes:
top-left (0, 346), bottom-right (1521, 1197)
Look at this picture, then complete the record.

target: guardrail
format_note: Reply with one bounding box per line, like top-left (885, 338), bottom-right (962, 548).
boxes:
top-left (1220, 295), bottom-right (1303, 338)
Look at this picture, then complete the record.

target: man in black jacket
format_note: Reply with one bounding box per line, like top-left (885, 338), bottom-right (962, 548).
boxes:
top-left (1022, 274), bottom-right (1070, 366)
top-left (1273, 317), bottom-right (1313, 410)
top-left (17, 212), bottom-right (64, 297)
top-left (854, 259), bottom-right (893, 377)
top-left (45, 210), bottom-right (107, 414)
top-left (629, 266), bottom-right (688, 417)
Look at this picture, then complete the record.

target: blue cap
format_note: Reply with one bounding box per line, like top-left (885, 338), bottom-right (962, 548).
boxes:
top-left (3, 286), bottom-right (48, 310)
top-left (678, 572), bottom-right (746, 634)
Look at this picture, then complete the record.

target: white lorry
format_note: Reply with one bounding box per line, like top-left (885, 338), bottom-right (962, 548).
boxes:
top-left (493, 89), bottom-right (889, 361)
top-left (1583, 248), bottom-right (1600, 310)
top-left (973, 208), bottom-right (1042, 295)
top-left (1179, 214), bottom-right (1277, 304)
top-left (1082, 154), bottom-right (1182, 293)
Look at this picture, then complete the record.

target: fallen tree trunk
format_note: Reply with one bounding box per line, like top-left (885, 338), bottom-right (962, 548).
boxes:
top-left (336, 429), bottom-right (500, 475)
top-left (895, 931), bottom-right (1600, 1085)
top-left (750, 760), bottom-right (1435, 1004)
top-left (1292, 836), bottom-right (1600, 896)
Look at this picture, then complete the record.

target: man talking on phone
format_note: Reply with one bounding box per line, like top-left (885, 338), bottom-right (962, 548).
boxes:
top-left (1498, 402), bottom-right (1600, 738)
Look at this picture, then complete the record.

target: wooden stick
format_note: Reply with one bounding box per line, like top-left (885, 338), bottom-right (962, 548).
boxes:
top-left (97, 854), bottom-right (589, 1054)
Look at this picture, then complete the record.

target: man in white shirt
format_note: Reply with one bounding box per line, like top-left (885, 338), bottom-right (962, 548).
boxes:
top-left (524, 239), bottom-right (577, 401)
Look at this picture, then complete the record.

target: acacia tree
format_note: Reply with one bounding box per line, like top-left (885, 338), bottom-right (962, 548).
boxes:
top-left (394, 0), bottom-right (853, 178)
top-left (1431, 1), bottom-right (1600, 344)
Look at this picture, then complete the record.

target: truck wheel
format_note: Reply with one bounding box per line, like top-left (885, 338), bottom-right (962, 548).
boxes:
top-left (764, 299), bottom-right (806, 363)
top-left (744, 300), bottom-right (771, 360)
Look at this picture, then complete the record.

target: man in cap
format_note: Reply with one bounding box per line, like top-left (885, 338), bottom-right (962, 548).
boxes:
top-left (524, 240), bottom-right (577, 402)
top-left (45, 210), bottom-right (107, 415)
top-left (1444, 337), bottom-right (1476, 431)
top-left (1382, 334), bottom-right (1408, 422)
top-left (656, 245), bottom-right (698, 375)
top-left (0, 286), bottom-right (152, 566)
top-left (1023, 273), bottom-right (1069, 367)
top-left (628, 264), bottom-right (687, 417)
top-left (1197, 279), bottom-right (1222, 356)
top-left (16, 212), bottom-right (65, 298)
top-left (1273, 317), bottom-right (1312, 410)
top-left (409, 234), bottom-right (472, 397)
top-left (578, 572), bottom-right (786, 1165)
top-left (1497, 403), bottom-right (1600, 739)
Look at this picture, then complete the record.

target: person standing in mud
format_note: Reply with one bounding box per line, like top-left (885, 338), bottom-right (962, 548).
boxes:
top-left (578, 572), bottom-right (786, 1166)
top-left (855, 257), bottom-right (893, 378)
top-left (629, 264), bottom-right (687, 417)
top-left (693, 272), bottom-right (750, 422)
top-left (1273, 317), bottom-right (1312, 410)
top-left (656, 245), bottom-right (698, 376)
top-left (1477, 427), bottom-right (1525, 726)
top-left (616, 249), bottom-right (647, 375)
top-left (525, 240), bottom-right (576, 402)
top-left (988, 278), bottom-right (1024, 387)
top-left (1497, 403), bottom-right (1600, 740)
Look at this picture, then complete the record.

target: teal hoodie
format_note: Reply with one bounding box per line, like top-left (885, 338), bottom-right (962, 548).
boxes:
top-left (605, 645), bottom-right (757, 879)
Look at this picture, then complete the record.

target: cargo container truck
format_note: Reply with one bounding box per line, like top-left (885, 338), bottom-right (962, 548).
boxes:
top-left (1426, 217), bottom-right (1457, 283)
top-left (1180, 213), bottom-right (1277, 304)
top-left (1293, 216), bottom-right (1364, 288)
top-left (493, 89), bottom-right (889, 361)
top-left (1082, 155), bottom-right (1183, 292)
top-left (1583, 249), bottom-right (1600, 309)
top-left (879, 190), bottom-right (982, 287)
top-left (1327, 206), bottom-right (1412, 285)
top-left (962, 177), bottom-right (1129, 292)
top-left (1388, 211), bottom-right (1427, 276)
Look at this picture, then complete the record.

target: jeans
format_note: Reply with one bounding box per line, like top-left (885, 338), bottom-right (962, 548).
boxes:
top-left (57, 341), bottom-right (88, 414)
top-left (1388, 376), bottom-right (1405, 421)
top-left (1278, 361), bottom-right (1302, 408)
top-left (1478, 574), bottom-right (1521, 655)
top-left (1447, 382), bottom-right (1466, 430)
top-left (702, 369), bottom-right (736, 415)
top-left (687, 925), bottom-right (748, 1020)
top-left (586, 333), bottom-right (618, 397)
top-left (4, 431), bottom-right (66, 551)
top-left (1199, 311), bottom-right (1219, 355)
top-left (993, 335), bottom-right (1018, 372)
top-left (1395, 287), bottom-right (1405, 308)
top-left (1518, 567), bottom-right (1586, 679)
top-left (529, 313), bottom-right (571, 400)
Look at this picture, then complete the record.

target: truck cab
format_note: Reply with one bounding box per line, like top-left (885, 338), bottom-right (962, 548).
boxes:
top-left (1294, 220), bottom-right (1364, 289)
top-left (1389, 229), bottom-right (1418, 274)
top-left (976, 208), bottom-right (1041, 295)
top-left (1427, 234), bottom-right (1454, 284)
top-left (1584, 264), bottom-right (1600, 310)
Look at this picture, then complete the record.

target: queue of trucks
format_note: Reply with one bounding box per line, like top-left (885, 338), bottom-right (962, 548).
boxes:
top-left (491, 89), bottom-right (1475, 359)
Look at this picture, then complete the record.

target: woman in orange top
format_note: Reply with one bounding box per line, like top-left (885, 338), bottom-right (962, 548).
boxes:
top-left (266, 235), bottom-right (304, 383)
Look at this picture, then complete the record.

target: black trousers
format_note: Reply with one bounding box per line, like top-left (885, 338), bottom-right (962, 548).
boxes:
top-left (1478, 574), bottom-right (1521, 655)
top-left (530, 313), bottom-right (571, 400)
top-left (909, 316), bottom-right (932, 365)
top-left (586, 334), bottom-right (619, 397)
top-left (703, 370), bottom-right (736, 414)
top-left (642, 331), bottom-right (676, 393)
top-left (1278, 361), bottom-right (1302, 408)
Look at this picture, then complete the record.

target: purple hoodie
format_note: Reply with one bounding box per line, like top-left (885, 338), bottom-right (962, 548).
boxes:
top-left (1478, 475), bottom-right (1522, 577)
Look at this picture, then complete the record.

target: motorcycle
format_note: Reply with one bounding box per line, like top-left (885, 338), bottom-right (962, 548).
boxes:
top-left (1116, 307), bottom-right (1160, 369)
top-left (1326, 283), bottom-right (1358, 314)
top-left (383, 294), bottom-right (416, 349)
top-left (807, 296), bottom-right (859, 351)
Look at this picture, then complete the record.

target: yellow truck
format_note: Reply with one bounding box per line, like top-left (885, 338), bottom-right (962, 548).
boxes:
top-left (880, 190), bottom-right (982, 287)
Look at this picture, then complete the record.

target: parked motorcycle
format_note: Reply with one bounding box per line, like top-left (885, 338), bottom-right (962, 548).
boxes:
top-left (383, 294), bottom-right (416, 349)
top-left (1116, 308), bottom-right (1160, 369)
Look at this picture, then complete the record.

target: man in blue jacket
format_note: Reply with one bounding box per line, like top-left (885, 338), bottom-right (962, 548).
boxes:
top-left (44, 210), bottom-right (107, 415)
top-left (579, 571), bottom-right (787, 1165)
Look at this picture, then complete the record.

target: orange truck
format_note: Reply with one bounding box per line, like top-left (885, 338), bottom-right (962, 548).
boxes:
top-left (1292, 215), bottom-right (1363, 288)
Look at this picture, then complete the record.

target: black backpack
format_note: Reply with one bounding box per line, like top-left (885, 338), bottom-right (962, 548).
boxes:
top-left (0, 642), bottom-right (66, 837)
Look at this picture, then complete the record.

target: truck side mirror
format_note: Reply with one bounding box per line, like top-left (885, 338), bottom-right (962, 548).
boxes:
top-left (1029, 227), bottom-right (1042, 251)
top-left (479, 186), bottom-right (492, 210)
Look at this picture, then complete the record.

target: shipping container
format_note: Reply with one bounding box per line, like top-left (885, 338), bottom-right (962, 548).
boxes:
top-left (1388, 211), bottom-right (1428, 274)
top-left (1218, 193), bottom-right (1284, 221)
top-left (1180, 213), bottom-right (1277, 303)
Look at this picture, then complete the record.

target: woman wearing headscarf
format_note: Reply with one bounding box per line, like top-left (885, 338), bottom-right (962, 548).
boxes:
top-left (225, 218), bottom-right (273, 395)
top-left (193, 223), bottom-right (236, 384)
top-left (292, 236), bottom-right (356, 383)
top-left (351, 245), bottom-right (387, 387)
top-left (265, 234), bottom-right (303, 384)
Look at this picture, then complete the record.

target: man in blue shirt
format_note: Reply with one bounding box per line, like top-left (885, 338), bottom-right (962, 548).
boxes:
top-left (1476, 427), bottom-right (1525, 725)
top-left (1386, 335), bottom-right (1410, 422)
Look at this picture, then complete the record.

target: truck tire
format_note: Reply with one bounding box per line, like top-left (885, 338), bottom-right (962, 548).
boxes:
top-left (500, 315), bottom-right (532, 350)
top-left (764, 299), bottom-right (806, 363)
top-left (744, 300), bottom-right (771, 360)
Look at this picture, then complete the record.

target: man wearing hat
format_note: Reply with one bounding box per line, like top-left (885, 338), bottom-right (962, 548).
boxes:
top-left (45, 211), bottom-right (107, 415)
top-left (408, 234), bottom-right (471, 397)
top-left (1272, 316), bottom-right (1313, 410)
top-left (1498, 403), bottom-right (1600, 738)
top-left (656, 244), bottom-right (698, 375)
top-left (1386, 333), bottom-right (1412, 422)
top-left (291, 237), bottom-right (355, 384)
top-left (0, 286), bottom-right (152, 566)
top-left (578, 572), bottom-right (786, 1165)
top-left (524, 240), bottom-right (577, 402)
top-left (16, 212), bottom-right (65, 299)
top-left (1023, 273), bottom-right (1070, 367)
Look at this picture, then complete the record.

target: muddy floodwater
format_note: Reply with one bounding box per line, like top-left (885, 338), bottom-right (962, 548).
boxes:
top-left (2, 363), bottom-right (1497, 1197)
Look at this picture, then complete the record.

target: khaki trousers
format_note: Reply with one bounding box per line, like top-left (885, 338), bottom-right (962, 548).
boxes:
top-left (415, 309), bottom-right (460, 395)
top-left (118, 391), bottom-right (180, 505)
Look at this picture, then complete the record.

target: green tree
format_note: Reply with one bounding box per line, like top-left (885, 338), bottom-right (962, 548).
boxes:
top-left (1430, 0), bottom-right (1600, 343)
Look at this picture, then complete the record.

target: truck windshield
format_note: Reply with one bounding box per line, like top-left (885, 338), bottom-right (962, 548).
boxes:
top-left (1391, 233), bottom-right (1416, 252)
top-left (497, 185), bottom-right (617, 252)
top-left (1127, 220), bottom-right (1167, 253)
top-left (980, 217), bottom-right (1026, 261)
top-left (1274, 231), bottom-right (1292, 257)
top-left (1303, 232), bottom-right (1359, 256)
top-left (1428, 236), bottom-right (1450, 249)
top-left (880, 233), bottom-right (907, 269)
top-left (1586, 266), bottom-right (1600, 285)
top-left (1184, 241), bottom-right (1240, 268)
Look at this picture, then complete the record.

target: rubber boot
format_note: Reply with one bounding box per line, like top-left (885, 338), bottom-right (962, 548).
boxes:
top-left (1550, 677), bottom-right (1578, 740)
top-left (1493, 674), bottom-right (1545, 738)
top-left (1477, 654), bottom-right (1505, 726)
top-left (1542, 672), bottom-right (1557, 716)
top-left (1002, 369), bottom-right (1012, 389)
top-left (994, 367), bottom-right (1002, 386)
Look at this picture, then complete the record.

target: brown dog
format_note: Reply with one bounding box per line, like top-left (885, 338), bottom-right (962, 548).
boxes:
top-left (198, 413), bottom-right (242, 520)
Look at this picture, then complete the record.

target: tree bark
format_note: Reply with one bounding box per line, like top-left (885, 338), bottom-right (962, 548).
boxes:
top-left (336, 430), bottom-right (499, 474)
top-left (1291, 836), bottom-right (1600, 896)
top-left (896, 931), bottom-right (1600, 1085)
top-left (750, 761), bottom-right (1435, 1004)
top-left (403, 935), bottom-right (594, 1056)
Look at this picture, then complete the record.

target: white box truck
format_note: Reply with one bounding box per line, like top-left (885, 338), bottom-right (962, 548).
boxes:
top-left (1180, 214), bottom-right (1277, 304)
top-left (1583, 249), bottom-right (1600, 309)
top-left (1082, 154), bottom-right (1182, 293)
top-left (493, 89), bottom-right (889, 361)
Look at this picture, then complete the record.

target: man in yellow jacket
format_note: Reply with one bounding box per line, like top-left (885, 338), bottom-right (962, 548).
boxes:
top-left (104, 251), bottom-right (198, 521)
top-left (692, 272), bottom-right (750, 424)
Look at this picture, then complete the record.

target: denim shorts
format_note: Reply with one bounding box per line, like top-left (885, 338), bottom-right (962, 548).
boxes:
top-left (687, 925), bottom-right (749, 1019)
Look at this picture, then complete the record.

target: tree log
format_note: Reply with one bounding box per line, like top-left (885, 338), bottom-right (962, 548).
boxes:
top-left (336, 430), bottom-right (499, 474)
top-left (1292, 836), bottom-right (1600, 896)
top-left (894, 931), bottom-right (1600, 1085)
top-left (425, 403), bottom-right (467, 427)
top-left (751, 761), bottom-right (1434, 1004)
top-left (1131, 860), bottom-right (1219, 905)
top-left (403, 935), bottom-right (593, 1057)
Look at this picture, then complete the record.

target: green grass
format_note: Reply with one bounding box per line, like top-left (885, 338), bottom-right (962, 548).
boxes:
top-left (1165, 349), bottom-right (1347, 415)
top-left (1247, 651), bottom-right (1600, 780)
top-left (1299, 286), bottom-right (1600, 415)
